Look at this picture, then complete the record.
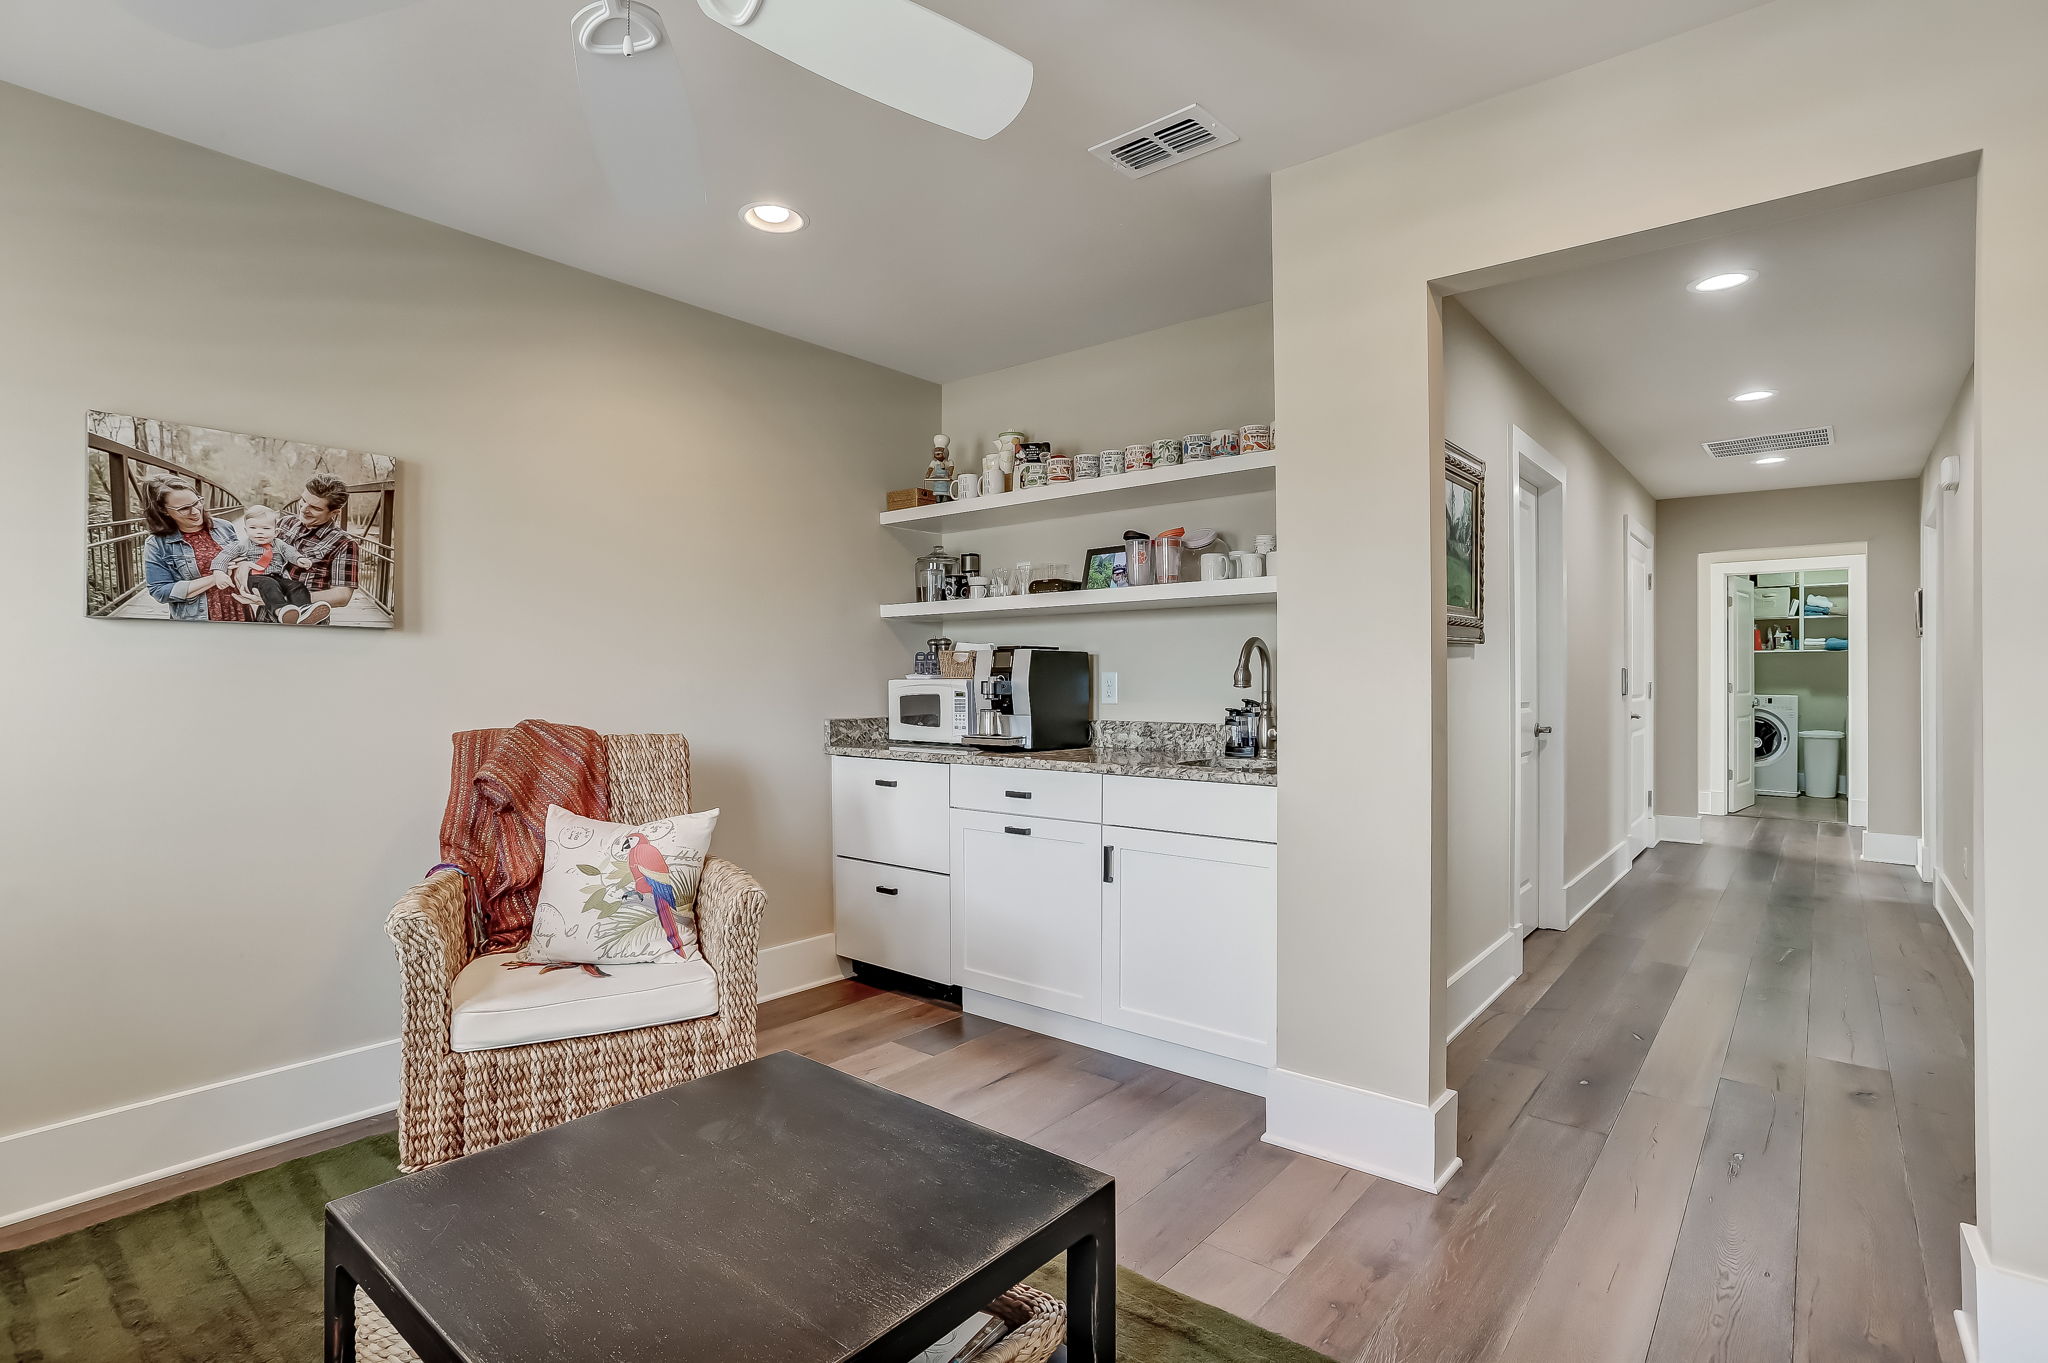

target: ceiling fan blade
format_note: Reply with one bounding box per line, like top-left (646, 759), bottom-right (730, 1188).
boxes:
top-left (573, 2), bottom-right (709, 219)
top-left (113, 0), bottom-right (420, 47)
top-left (696, 0), bottom-right (1031, 140)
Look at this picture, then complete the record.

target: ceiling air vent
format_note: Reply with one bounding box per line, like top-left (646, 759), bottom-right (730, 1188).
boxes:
top-left (1703, 427), bottom-right (1835, 459)
top-left (1090, 104), bottom-right (1239, 179)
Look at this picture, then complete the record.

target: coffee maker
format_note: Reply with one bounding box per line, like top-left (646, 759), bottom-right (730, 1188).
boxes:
top-left (968, 647), bottom-right (1091, 751)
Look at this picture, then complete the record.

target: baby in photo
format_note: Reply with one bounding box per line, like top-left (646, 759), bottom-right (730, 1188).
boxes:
top-left (216, 505), bottom-right (328, 625)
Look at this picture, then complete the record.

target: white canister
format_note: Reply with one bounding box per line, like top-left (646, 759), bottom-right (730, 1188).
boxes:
top-left (1229, 550), bottom-right (1265, 578)
top-left (1199, 553), bottom-right (1232, 581)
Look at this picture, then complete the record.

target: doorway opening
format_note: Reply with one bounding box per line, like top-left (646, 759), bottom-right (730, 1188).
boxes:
top-left (1704, 549), bottom-right (1867, 826)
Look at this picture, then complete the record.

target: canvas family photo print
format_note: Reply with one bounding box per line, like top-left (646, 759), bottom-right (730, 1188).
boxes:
top-left (85, 411), bottom-right (396, 628)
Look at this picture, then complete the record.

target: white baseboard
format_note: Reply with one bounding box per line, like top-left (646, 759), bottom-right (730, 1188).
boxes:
top-left (1, 932), bottom-right (850, 1231)
top-left (963, 990), bottom-right (1268, 1095)
top-left (757, 931), bottom-right (852, 1001)
top-left (1566, 840), bottom-right (1633, 925)
top-left (1700, 788), bottom-right (1726, 817)
top-left (0, 1038), bottom-right (400, 1230)
top-left (1861, 832), bottom-right (1922, 867)
top-left (1445, 930), bottom-right (1521, 1042)
top-left (1264, 1068), bottom-right (1460, 1193)
top-left (1960, 1224), bottom-right (2048, 1361)
top-left (1656, 815), bottom-right (1705, 845)
top-left (1935, 869), bottom-right (1975, 975)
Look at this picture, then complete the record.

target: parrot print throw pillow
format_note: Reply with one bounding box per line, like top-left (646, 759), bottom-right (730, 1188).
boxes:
top-left (523, 804), bottom-right (720, 965)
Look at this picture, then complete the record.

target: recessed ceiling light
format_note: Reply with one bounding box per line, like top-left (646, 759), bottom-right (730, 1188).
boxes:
top-left (1689, 271), bottom-right (1755, 293)
top-left (1754, 455), bottom-right (1788, 465)
top-left (1729, 390), bottom-right (1776, 403)
top-left (741, 202), bottom-right (805, 233)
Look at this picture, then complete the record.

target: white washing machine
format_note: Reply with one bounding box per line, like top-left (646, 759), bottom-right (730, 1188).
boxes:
top-left (1754, 694), bottom-right (1800, 796)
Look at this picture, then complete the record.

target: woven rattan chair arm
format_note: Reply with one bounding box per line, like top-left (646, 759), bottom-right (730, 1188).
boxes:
top-left (387, 868), bottom-right (471, 1022)
top-left (697, 856), bottom-right (767, 1027)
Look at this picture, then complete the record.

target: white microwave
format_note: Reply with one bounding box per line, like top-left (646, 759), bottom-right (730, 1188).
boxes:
top-left (888, 678), bottom-right (977, 744)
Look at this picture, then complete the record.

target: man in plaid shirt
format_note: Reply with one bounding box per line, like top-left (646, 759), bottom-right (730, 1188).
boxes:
top-left (277, 474), bottom-right (358, 620)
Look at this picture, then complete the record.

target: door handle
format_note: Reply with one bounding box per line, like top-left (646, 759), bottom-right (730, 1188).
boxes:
top-left (1004, 790), bottom-right (1033, 800)
top-left (874, 886), bottom-right (899, 896)
top-left (1103, 845), bottom-right (1115, 884)
top-left (1630, 713), bottom-right (1642, 720)
top-left (1534, 725), bottom-right (1553, 736)
top-left (874, 779), bottom-right (898, 788)
top-left (1004, 826), bottom-right (1032, 836)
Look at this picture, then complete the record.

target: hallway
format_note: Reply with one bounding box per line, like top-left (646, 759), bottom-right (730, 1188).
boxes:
top-left (761, 814), bottom-right (1972, 1361)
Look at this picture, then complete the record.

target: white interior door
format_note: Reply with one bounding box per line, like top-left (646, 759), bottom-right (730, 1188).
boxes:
top-left (1624, 521), bottom-right (1656, 855)
top-left (1513, 483), bottom-right (1543, 934)
top-left (1728, 576), bottom-right (1757, 812)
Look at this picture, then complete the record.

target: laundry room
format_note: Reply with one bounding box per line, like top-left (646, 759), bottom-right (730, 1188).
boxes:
top-left (1748, 566), bottom-right (1851, 817)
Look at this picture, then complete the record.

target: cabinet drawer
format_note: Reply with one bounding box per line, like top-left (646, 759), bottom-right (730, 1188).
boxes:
top-left (1103, 776), bottom-right (1276, 843)
top-left (833, 857), bottom-right (950, 984)
top-left (950, 764), bottom-right (1102, 823)
top-left (831, 757), bottom-right (949, 873)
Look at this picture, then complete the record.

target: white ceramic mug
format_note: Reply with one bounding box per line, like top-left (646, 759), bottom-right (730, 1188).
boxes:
top-left (1230, 550), bottom-right (1265, 578)
top-left (1200, 553), bottom-right (1232, 582)
top-left (954, 474), bottom-right (981, 499)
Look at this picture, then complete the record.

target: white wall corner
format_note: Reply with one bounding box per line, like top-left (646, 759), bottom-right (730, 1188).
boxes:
top-left (1263, 1068), bottom-right (1460, 1193)
top-left (1960, 1224), bottom-right (2048, 1362)
top-left (1445, 930), bottom-right (1521, 1042)
top-left (1656, 815), bottom-right (1705, 845)
top-left (1566, 840), bottom-right (1633, 924)
top-left (1860, 832), bottom-right (1923, 867)
top-left (1934, 870), bottom-right (1976, 977)
top-left (757, 932), bottom-right (852, 1001)
top-left (2, 935), bottom-right (850, 1229)
top-left (1849, 797), bottom-right (1870, 828)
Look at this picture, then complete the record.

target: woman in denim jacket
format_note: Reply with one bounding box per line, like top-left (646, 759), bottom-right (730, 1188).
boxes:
top-left (140, 477), bottom-right (249, 623)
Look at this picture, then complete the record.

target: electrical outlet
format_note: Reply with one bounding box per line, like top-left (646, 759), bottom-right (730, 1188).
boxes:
top-left (1101, 672), bottom-right (1120, 704)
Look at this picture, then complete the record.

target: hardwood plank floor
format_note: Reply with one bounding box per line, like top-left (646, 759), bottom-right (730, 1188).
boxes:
top-left (15, 816), bottom-right (1967, 1362)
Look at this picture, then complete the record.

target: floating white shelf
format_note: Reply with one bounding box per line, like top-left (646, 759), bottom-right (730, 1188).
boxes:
top-left (880, 452), bottom-right (1277, 532)
top-left (880, 577), bottom-right (1277, 623)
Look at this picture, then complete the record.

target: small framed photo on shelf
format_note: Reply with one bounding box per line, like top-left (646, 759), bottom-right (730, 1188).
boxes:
top-left (1083, 545), bottom-right (1127, 589)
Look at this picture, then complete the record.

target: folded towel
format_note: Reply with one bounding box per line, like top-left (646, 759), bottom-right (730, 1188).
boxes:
top-left (1825, 636), bottom-right (1848, 650)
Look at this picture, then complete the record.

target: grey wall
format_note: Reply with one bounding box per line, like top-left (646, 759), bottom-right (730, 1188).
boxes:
top-left (1441, 300), bottom-right (1656, 974)
top-left (0, 82), bottom-right (938, 1136)
top-left (1653, 479), bottom-right (1923, 833)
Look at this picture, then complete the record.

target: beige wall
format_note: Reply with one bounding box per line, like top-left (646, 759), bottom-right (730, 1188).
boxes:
top-left (1441, 301), bottom-right (1654, 975)
top-left (1922, 372), bottom-right (1979, 922)
top-left (0, 84), bottom-right (937, 1136)
top-left (935, 306), bottom-right (1277, 722)
top-left (1652, 480), bottom-right (1923, 834)
top-left (1270, 0), bottom-right (2048, 1284)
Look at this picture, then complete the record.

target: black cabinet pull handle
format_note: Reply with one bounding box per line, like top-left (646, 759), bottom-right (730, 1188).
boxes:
top-left (874, 779), bottom-right (898, 788)
top-left (1103, 845), bottom-right (1115, 884)
top-left (1004, 790), bottom-right (1033, 799)
top-left (1004, 826), bottom-right (1032, 836)
top-left (874, 886), bottom-right (899, 896)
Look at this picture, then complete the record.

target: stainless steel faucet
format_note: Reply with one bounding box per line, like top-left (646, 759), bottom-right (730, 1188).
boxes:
top-left (1232, 636), bottom-right (1276, 756)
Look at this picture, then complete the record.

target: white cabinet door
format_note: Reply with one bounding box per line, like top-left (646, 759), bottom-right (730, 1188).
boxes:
top-left (952, 809), bottom-right (1104, 1020)
top-left (830, 757), bottom-right (949, 873)
top-left (1102, 827), bottom-right (1275, 1064)
top-left (832, 857), bottom-right (950, 984)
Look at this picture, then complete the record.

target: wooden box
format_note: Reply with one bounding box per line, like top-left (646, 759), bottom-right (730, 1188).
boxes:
top-left (886, 488), bottom-right (940, 511)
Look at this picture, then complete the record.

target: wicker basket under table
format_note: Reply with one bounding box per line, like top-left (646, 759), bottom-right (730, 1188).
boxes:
top-left (355, 1282), bottom-right (1066, 1363)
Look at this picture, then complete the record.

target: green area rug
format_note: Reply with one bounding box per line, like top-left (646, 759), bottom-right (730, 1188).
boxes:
top-left (0, 1136), bottom-right (1331, 1363)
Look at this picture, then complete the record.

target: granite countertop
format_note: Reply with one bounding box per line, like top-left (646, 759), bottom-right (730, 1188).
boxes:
top-left (825, 718), bottom-right (1277, 787)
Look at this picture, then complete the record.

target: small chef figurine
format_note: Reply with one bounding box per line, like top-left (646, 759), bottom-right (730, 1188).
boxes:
top-left (923, 434), bottom-right (954, 502)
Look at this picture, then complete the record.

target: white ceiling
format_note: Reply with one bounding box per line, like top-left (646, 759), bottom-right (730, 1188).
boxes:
top-left (0, 0), bottom-right (1764, 382)
top-left (1457, 179), bottom-right (1976, 500)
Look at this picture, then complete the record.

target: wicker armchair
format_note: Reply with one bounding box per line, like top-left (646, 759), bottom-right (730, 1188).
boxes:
top-left (386, 733), bottom-right (766, 1170)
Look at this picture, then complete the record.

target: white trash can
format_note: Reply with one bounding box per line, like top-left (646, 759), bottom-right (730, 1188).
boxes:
top-left (1800, 729), bottom-right (1844, 799)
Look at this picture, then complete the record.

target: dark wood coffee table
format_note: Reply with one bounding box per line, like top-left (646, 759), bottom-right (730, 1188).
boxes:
top-left (325, 1051), bottom-right (1115, 1362)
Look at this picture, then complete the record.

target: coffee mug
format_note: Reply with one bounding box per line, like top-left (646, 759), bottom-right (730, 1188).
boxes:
top-left (1240, 423), bottom-right (1275, 453)
top-left (1199, 553), bottom-right (1232, 581)
top-left (954, 474), bottom-right (981, 499)
top-left (1210, 428), bottom-right (1240, 458)
top-left (1230, 550), bottom-right (1265, 578)
top-left (1183, 432), bottom-right (1212, 461)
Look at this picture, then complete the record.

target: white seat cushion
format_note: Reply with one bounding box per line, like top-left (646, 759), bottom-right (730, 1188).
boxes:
top-left (449, 953), bottom-right (719, 1053)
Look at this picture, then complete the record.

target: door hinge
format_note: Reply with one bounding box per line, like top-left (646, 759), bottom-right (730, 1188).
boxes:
top-left (1647, 789), bottom-right (1654, 809)
top-left (1647, 680), bottom-right (1653, 700)
top-left (1647, 572), bottom-right (1653, 590)
top-left (1726, 680), bottom-right (1734, 694)
top-left (1728, 767), bottom-right (1735, 780)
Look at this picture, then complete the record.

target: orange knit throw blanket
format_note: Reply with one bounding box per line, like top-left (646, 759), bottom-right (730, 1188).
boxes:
top-left (439, 720), bottom-right (609, 954)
